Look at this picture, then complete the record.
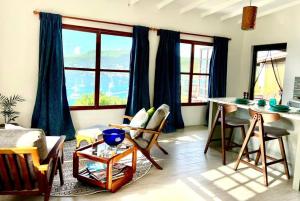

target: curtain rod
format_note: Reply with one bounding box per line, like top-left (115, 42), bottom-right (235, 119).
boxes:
top-left (33, 10), bottom-right (231, 40)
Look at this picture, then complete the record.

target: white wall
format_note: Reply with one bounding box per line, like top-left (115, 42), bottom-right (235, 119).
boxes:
top-left (238, 5), bottom-right (300, 104)
top-left (0, 0), bottom-right (243, 129)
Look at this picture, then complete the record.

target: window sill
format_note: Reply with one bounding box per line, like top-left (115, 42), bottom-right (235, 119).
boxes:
top-left (70, 103), bottom-right (208, 110)
top-left (70, 105), bottom-right (126, 110)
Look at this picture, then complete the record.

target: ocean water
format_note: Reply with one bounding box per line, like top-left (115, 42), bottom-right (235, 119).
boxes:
top-left (65, 70), bottom-right (129, 106)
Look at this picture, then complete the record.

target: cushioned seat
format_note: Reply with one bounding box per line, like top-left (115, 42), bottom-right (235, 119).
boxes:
top-left (205, 104), bottom-right (250, 165)
top-left (235, 108), bottom-right (290, 187)
top-left (0, 129), bottom-right (48, 160)
top-left (0, 128), bottom-right (65, 201)
top-left (110, 104), bottom-right (170, 170)
top-left (218, 116), bottom-right (250, 126)
top-left (254, 126), bottom-right (289, 138)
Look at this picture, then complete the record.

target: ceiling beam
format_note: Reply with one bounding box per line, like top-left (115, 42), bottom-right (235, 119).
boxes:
top-left (180, 0), bottom-right (208, 14)
top-left (128, 0), bottom-right (141, 6)
top-left (157, 0), bottom-right (176, 9)
top-left (237, 0), bottom-right (300, 23)
top-left (257, 0), bottom-right (300, 19)
top-left (221, 0), bottom-right (276, 21)
top-left (201, 0), bottom-right (243, 18)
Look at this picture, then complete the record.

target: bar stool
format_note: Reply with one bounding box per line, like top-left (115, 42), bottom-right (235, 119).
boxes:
top-left (204, 104), bottom-right (250, 165)
top-left (234, 108), bottom-right (290, 186)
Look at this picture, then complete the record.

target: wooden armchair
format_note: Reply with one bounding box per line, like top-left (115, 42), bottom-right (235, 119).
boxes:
top-left (110, 112), bottom-right (170, 170)
top-left (0, 135), bottom-right (65, 201)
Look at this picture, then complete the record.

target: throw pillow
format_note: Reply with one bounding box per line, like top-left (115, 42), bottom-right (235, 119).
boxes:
top-left (129, 108), bottom-right (149, 128)
top-left (145, 107), bottom-right (155, 127)
top-left (143, 104), bottom-right (169, 141)
top-left (147, 107), bottom-right (155, 118)
top-left (128, 108), bottom-right (149, 139)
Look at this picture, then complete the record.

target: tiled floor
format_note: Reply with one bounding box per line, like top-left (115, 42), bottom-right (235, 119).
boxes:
top-left (2, 126), bottom-right (300, 201)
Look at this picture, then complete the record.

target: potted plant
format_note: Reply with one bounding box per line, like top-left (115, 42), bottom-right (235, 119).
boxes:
top-left (0, 93), bottom-right (25, 126)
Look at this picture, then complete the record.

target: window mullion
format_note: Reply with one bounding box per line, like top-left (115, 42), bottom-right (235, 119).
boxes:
top-left (206, 48), bottom-right (210, 74)
top-left (95, 33), bottom-right (101, 108)
top-left (188, 44), bottom-right (194, 104)
top-left (206, 49), bottom-right (210, 97)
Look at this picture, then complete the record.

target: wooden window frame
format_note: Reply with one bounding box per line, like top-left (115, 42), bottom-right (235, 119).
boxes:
top-left (180, 39), bottom-right (213, 106)
top-left (62, 24), bottom-right (132, 110)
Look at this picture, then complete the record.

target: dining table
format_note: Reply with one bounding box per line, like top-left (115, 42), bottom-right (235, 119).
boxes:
top-left (208, 97), bottom-right (300, 191)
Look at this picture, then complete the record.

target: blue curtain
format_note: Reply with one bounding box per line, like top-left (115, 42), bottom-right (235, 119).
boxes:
top-left (31, 12), bottom-right (75, 140)
top-left (208, 37), bottom-right (230, 98)
top-left (154, 29), bottom-right (184, 132)
top-left (125, 26), bottom-right (150, 121)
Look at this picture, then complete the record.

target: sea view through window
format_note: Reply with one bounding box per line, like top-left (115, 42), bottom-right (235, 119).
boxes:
top-left (62, 25), bottom-right (132, 109)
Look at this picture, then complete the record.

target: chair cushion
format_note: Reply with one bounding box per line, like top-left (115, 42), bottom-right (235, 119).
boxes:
top-left (146, 104), bottom-right (169, 130)
top-left (0, 129), bottom-right (48, 161)
top-left (219, 116), bottom-right (250, 126)
top-left (254, 126), bottom-right (289, 138)
top-left (143, 104), bottom-right (170, 141)
top-left (129, 108), bottom-right (149, 128)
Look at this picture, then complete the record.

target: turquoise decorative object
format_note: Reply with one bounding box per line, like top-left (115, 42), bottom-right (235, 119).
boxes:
top-left (269, 98), bottom-right (277, 107)
top-left (270, 104), bottom-right (290, 112)
top-left (257, 99), bottom-right (266, 106)
top-left (235, 98), bottom-right (249, 105)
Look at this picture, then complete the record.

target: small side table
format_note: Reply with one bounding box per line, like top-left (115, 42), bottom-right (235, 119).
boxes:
top-left (73, 140), bottom-right (137, 192)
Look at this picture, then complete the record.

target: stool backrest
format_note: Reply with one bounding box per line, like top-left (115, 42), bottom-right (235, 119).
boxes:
top-left (222, 104), bottom-right (238, 114)
top-left (248, 108), bottom-right (281, 123)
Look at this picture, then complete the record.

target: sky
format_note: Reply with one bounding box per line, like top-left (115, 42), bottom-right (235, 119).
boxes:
top-left (62, 29), bottom-right (132, 57)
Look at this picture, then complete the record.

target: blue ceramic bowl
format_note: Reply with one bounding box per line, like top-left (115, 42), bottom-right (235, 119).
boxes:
top-left (102, 128), bottom-right (125, 146)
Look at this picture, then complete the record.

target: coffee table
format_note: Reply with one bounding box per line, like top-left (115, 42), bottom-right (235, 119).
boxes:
top-left (73, 139), bottom-right (137, 192)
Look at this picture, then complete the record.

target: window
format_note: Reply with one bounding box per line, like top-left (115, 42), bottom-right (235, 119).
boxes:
top-left (180, 40), bottom-right (213, 105)
top-left (62, 25), bottom-right (132, 109)
top-left (250, 43), bottom-right (287, 102)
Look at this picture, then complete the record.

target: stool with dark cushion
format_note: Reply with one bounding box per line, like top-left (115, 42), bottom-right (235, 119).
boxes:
top-left (234, 109), bottom-right (290, 186)
top-left (204, 103), bottom-right (250, 165)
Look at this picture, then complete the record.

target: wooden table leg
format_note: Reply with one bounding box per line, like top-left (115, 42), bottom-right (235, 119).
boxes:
top-left (73, 152), bottom-right (79, 178)
top-left (58, 157), bottom-right (64, 186)
top-left (132, 146), bottom-right (137, 173)
top-left (204, 107), bottom-right (221, 154)
top-left (220, 106), bottom-right (226, 165)
top-left (106, 161), bottom-right (113, 191)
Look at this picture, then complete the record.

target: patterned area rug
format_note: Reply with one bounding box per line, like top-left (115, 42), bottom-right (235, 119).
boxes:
top-left (50, 140), bottom-right (152, 196)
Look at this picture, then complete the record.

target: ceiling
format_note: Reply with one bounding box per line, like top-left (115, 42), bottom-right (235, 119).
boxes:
top-left (127, 0), bottom-right (300, 21)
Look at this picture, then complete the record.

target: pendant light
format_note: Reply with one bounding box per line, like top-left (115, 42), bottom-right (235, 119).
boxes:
top-left (241, 0), bottom-right (257, 30)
